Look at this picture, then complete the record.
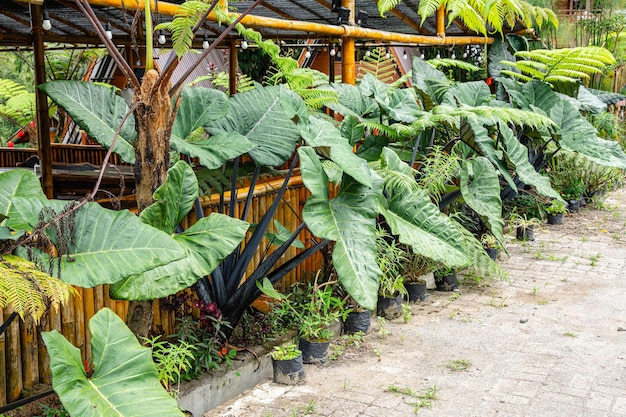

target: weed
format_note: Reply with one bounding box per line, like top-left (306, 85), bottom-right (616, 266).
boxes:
top-left (548, 254), bottom-right (568, 262)
top-left (377, 317), bottom-right (390, 338)
top-left (373, 348), bottom-right (383, 360)
top-left (37, 405), bottom-right (70, 417)
top-left (448, 292), bottom-right (460, 301)
top-left (589, 253), bottom-right (601, 266)
top-left (538, 299), bottom-right (549, 305)
top-left (445, 359), bottom-right (472, 372)
top-left (581, 236), bottom-right (588, 242)
top-left (531, 286), bottom-right (538, 296)
top-left (561, 278), bottom-right (568, 283)
top-left (386, 384), bottom-right (438, 414)
top-left (449, 310), bottom-right (459, 319)
top-left (402, 304), bottom-right (413, 323)
top-left (564, 331), bottom-right (577, 337)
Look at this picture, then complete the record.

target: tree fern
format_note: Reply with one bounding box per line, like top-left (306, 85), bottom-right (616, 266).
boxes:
top-left (427, 58), bottom-right (482, 73)
top-left (0, 79), bottom-right (36, 127)
top-left (357, 47), bottom-right (397, 84)
top-left (501, 46), bottom-right (616, 85)
top-left (155, 1), bottom-right (211, 58)
top-left (0, 254), bottom-right (75, 323)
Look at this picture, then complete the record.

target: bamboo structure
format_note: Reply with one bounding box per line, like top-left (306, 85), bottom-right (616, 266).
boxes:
top-left (0, 174), bottom-right (320, 407)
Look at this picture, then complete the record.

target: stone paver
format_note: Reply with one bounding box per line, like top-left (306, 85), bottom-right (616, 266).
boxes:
top-left (204, 188), bottom-right (626, 417)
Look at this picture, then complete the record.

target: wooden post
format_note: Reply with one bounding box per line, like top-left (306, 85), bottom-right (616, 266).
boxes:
top-left (341, 0), bottom-right (356, 85)
top-left (30, 4), bottom-right (53, 198)
top-left (436, 6), bottom-right (446, 39)
top-left (229, 39), bottom-right (237, 96)
top-left (19, 315), bottom-right (39, 390)
top-left (4, 307), bottom-right (22, 403)
top-left (0, 313), bottom-right (6, 406)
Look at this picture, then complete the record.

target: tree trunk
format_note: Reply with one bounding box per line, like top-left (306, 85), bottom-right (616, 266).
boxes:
top-left (126, 69), bottom-right (174, 339)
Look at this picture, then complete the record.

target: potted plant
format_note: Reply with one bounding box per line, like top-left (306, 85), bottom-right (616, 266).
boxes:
top-left (401, 251), bottom-right (436, 302)
top-left (544, 199), bottom-right (567, 225)
top-left (480, 233), bottom-right (502, 261)
top-left (375, 229), bottom-right (408, 319)
top-left (560, 182), bottom-right (585, 213)
top-left (434, 267), bottom-right (458, 291)
top-left (509, 214), bottom-right (542, 241)
top-left (270, 343), bottom-right (305, 385)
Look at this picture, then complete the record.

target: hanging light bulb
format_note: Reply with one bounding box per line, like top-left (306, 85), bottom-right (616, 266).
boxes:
top-left (385, 48), bottom-right (390, 59)
top-left (241, 37), bottom-right (249, 50)
top-left (202, 32), bottom-right (209, 50)
top-left (42, 10), bottom-right (52, 31)
top-left (403, 49), bottom-right (407, 59)
top-left (420, 53), bottom-right (425, 59)
top-left (158, 30), bottom-right (166, 45)
top-left (336, 49), bottom-right (341, 59)
top-left (365, 47), bottom-right (371, 57)
top-left (105, 22), bottom-right (113, 40)
top-left (463, 52), bottom-right (468, 58)
top-left (436, 51), bottom-right (441, 59)
top-left (330, 45), bottom-right (336, 57)
top-left (451, 52), bottom-right (456, 59)
top-left (305, 46), bottom-right (311, 59)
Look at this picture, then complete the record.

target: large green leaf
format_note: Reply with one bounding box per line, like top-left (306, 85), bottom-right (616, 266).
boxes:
top-left (170, 133), bottom-right (253, 170)
top-left (11, 198), bottom-right (186, 287)
top-left (266, 220), bottom-right (305, 249)
top-left (359, 73), bottom-right (392, 105)
top-left (443, 81), bottom-right (491, 107)
top-left (172, 86), bottom-right (229, 140)
top-left (460, 157), bottom-right (504, 242)
top-left (461, 119), bottom-right (516, 190)
top-left (205, 85), bottom-right (301, 166)
top-left (576, 86), bottom-right (606, 115)
top-left (298, 146), bottom-right (381, 310)
top-left (550, 100), bottom-right (626, 169)
top-left (498, 122), bottom-right (562, 201)
top-left (301, 117), bottom-right (372, 187)
top-left (42, 308), bottom-right (184, 417)
top-left (140, 161), bottom-right (198, 234)
top-left (488, 36), bottom-right (517, 78)
top-left (39, 81), bottom-right (136, 164)
top-left (111, 213), bottom-right (248, 300)
top-left (323, 83), bottom-right (378, 118)
top-left (339, 115), bottom-right (365, 146)
top-left (0, 169), bottom-right (46, 230)
top-left (382, 89), bottom-right (421, 123)
top-left (378, 149), bottom-right (470, 268)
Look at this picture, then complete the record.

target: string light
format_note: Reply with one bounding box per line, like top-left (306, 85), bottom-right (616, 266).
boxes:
top-left (365, 47), bottom-right (371, 57)
top-left (451, 52), bottom-right (456, 59)
top-left (435, 51), bottom-right (441, 59)
top-left (241, 37), bottom-right (249, 50)
top-left (403, 49), bottom-right (407, 59)
top-left (330, 45), bottom-right (336, 56)
top-left (305, 46), bottom-right (311, 59)
top-left (42, 9), bottom-right (52, 31)
top-left (202, 32), bottom-right (209, 50)
top-left (105, 22), bottom-right (113, 40)
top-left (158, 30), bottom-right (166, 45)
top-left (420, 53), bottom-right (425, 59)
top-left (385, 48), bottom-right (390, 59)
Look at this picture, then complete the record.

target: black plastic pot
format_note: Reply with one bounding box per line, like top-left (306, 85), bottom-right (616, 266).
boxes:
top-left (299, 338), bottom-right (330, 365)
top-left (376, 293), bottom-right (403, 319)
top-left (516, 225), bottom-right (535, 241)
top-left (547, 213), bottom-right (564, 225)
top-left (272, 355), bottom-right (305, 385)
top-left (343, 310), bottom-right (371, 335)
top-left (485, 247), bottom-right (498, 261)
top-left (404, 281), bottom-right (427, 302)
top-left (435, 272), bottom-right (458, 291)
top-left (568, 199), bottom-right (580, 213)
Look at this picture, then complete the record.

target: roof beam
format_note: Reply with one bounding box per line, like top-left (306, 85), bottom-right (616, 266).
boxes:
top-left (84, 0), bottom-right (492, 46)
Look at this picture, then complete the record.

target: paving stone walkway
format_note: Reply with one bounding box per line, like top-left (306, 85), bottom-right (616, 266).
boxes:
top-left (205, 188), bottom-right (626, 417)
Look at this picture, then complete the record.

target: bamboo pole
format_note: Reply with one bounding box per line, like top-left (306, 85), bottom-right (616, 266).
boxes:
top-left (0, 310), bottom-right (6, 406)
top-left (73, 287), bottom-right (86, 360)
top-left (83, 287), bottom-right (95, 361)
top-left (19, 315), bottom-right (39, 389)
top-left (4, 307), bottom-right (22, 403)
top-left (85, 0), bottom-right (493, 46)
top-left (436, 6), bottom-right (446, 39)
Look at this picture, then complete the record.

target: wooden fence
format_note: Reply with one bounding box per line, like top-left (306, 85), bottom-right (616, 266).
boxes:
top-left (0, 170), bottom-right (323, 407)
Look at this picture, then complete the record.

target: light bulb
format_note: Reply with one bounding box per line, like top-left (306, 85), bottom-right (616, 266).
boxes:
top-left (463, 52), bottom-right (468, 58)
top-left (336, 50), bottom-right (341, 59)
top-left (241, 39), bottom-right (248, 50)
top-left (330, 47), bottom-right (336, 57)
top-left (105, 23), bottom-right (112, 40)
top-left (436, 51), bottom-right (441, 59)
top-left (420, 53), bottom-right (425, 59)
top-left (305, 48), bottom-right (311, 59)
top-left (202, 40), bottom-right (209, 50)
top-left (451, 53), bottom-right (456, 59)
top-left (385, 49), bottom-right (390, 59)
top-left (158, 31), bottom-right (166, 45)
top-left (42, 11), bottom-right (52, 31)
top-left (403, 49), bottom-right (408, 59)
top-left (365, 48), bottom-right (371, 57)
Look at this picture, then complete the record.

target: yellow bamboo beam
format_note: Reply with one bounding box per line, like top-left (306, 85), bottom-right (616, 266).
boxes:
top-left (436, 6), bottom-right (445, 39)
top-left (86, 0), bottom-right (492, 46)
top-left (342, 0), bottom-right (355, 85)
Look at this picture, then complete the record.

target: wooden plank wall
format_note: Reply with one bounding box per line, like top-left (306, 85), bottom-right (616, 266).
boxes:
top-left (0, 144), bottom-right (129, 167)
top-left (0, 175), bottom-right (324, 407)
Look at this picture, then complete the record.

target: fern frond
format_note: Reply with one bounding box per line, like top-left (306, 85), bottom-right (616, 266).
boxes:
top-left (300, 88), bottom-right (338, 110)
top-left (357, 47), bottom-right (397, 84)
top-left (0, 255), bottom-right (75, 323)
top-left (428, 58), bottom-right (482, 72)
top-left (417, 0), bottom-right (446, 23)
top-left (499, 69), bottom-right (533, 82)
top-left (156, 1), bottom-right (210, 57)
top-left (377, 0), bottom-right (405, 16)
top-left (0, 79), bottom-right (29, 100)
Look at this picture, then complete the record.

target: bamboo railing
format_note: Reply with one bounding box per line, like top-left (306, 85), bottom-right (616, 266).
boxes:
top-left (0, 172), bottom-right (323, 407)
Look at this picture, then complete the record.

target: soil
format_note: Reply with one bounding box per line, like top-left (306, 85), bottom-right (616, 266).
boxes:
top-left (3, 391), bottom-right (63, 417)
